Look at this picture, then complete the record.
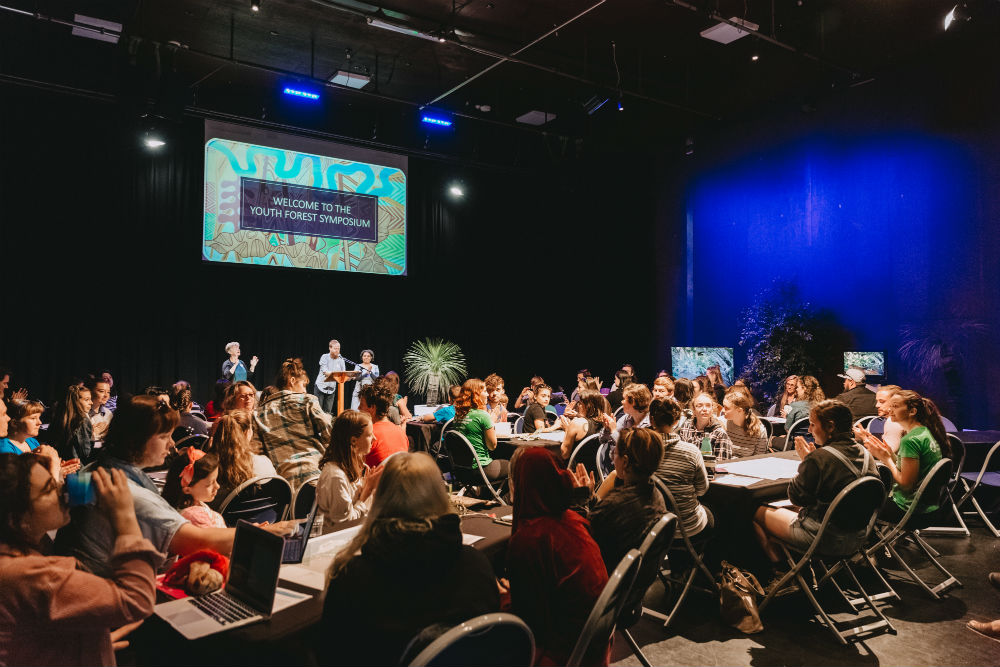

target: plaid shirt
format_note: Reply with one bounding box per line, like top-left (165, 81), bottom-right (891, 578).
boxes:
top-left (252, 390), bottom-right (332, 491)
top-left (677, 415), bottom-right (734, 460)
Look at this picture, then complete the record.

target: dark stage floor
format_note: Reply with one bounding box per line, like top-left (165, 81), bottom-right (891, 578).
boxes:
top-left (612, 523), bottom-right (1000, 667)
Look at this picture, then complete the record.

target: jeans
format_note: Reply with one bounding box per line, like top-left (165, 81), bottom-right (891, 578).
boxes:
top-left (315, 387), bottom-right (337, 413)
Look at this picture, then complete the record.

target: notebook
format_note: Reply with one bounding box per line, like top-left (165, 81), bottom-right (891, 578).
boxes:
top-left (155, 521), bottom-right (283, 639)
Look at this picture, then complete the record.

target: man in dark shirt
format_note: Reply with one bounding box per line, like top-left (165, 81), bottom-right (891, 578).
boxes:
top-left (833, 367), bottom-right (877, 422)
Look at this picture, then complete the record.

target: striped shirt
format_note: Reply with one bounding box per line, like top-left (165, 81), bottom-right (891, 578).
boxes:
top-left (725, 420), bottom-right (769, 458)
top-left (655, 433), bottom-right (709, 537)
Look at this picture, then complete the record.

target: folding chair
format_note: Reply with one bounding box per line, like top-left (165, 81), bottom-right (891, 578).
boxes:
top-left (782, 418), bottom-right (811, 450)
top-left (291, 472), bottom-right (320, 519)
top-left (646, 478), bottom-right (718, 628)
top-left (566, 549), bottom-right (642, 666)
top-left (853, 415), bottom-right (876, 430)
top-left (441, 431), bottom-right (508, 505)
top-left (218, 475), bottom-right (293, 526)
top-left (917, 435), bottom-right (969, 537)
top-left (616, 514), bottom-right (678, 667)
top-left (862, 458), bottom-right (961, 600)
top-left (404, 613), bottom-right (534, 667)
top-left (174, 434), bottom-right (209, 450)
top-left (513, 416), bottom-right (525, 434)
top-left (567, 434), bottom-right (604, 483)
top-left (954, 439), bottom-right (1000, 537)
top-left (613, 406), bottom-right (625, 421)
top-left (759, 476), bottom-right (895, 645)
top-left (759, 418), bottom-right (773, 440)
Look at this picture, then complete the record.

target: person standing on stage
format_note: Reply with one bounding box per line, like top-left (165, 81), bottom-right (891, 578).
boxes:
top-left (350, 350), bottom-right (379, 410)
top-left (315, 339), bottom-right (346, 413)
top-left (221, 342), bottom-right (258, 382)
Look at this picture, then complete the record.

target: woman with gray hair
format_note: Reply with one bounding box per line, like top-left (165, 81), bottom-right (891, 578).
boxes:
top-left (221, 341), bottom-right (258, 382)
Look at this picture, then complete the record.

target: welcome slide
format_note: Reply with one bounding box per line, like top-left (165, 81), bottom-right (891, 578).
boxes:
top-left (203, 120), bottom-right (407, 275)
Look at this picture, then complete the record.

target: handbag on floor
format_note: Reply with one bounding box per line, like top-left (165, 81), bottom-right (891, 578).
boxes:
top-left (718, 560), bottom-right (765, 633)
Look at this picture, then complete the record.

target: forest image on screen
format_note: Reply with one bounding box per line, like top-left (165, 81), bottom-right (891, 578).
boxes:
top-left (671, 347), bottom-right (735, 385)
top-left (203, 136), bottom-right (406, 275)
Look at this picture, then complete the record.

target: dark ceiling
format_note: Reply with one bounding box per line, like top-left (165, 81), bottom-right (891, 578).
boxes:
top-left (2, 0), bottom-right (998, 159)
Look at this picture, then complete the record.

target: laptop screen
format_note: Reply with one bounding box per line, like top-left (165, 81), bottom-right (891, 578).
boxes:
top-left (228, 522), bottom-right (284, 613)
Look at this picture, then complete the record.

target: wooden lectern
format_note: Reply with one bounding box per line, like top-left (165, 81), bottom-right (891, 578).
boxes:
top-left (325, 370), bottom-right (361, 415)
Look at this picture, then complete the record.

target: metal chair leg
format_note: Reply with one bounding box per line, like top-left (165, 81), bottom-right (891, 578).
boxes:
top-left (620, 629), bottom-right (652, 667)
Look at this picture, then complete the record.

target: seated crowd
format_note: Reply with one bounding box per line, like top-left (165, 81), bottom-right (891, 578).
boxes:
top-left (0, 358), bottom-right (981, 666)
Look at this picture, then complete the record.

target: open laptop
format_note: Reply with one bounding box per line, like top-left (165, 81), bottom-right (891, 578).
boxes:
top-left (282, 500), bottom-right (318, 564)
top-left (155, 521), bottom-right (283, 639)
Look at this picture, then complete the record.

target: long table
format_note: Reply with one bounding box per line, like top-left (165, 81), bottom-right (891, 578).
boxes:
top-left (701, 450), bottom-right (800, 575)
top-left (132, 504), bottom-right (513, 666)
top-left (955, 430), bottom-right (1000, 472)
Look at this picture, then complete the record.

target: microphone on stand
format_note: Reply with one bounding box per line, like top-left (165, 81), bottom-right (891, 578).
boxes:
top-left (340, 356), bottom-right (375, 381)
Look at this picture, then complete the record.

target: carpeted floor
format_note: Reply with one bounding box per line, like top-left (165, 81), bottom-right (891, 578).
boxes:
top-left (612, 524), bottom-right (1000, 666)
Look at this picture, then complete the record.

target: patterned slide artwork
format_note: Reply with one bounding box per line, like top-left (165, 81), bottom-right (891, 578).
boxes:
top-left (203, 138), bottom-right (406, 275)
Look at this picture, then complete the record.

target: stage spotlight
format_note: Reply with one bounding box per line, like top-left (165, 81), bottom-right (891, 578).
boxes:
top-left (617, 99), bottom-right (624, 111)
top-left (944, 3), bottom-right (971, 29)
top-left (751, 53), bottom-right (760, 62)
top-left (143, 137), bottom-right (166, 149)
top-left (251, 0), bottom-right (260, 12)
top-left (448, 185), bottom-right (464, 198)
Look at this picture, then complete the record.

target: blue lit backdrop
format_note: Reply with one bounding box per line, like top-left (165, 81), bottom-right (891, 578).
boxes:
top-left (684, 133), bottom-right (982, 418)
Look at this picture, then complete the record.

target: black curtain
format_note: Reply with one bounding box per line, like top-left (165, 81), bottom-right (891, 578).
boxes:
top-left (0, 84), bottom-right (664, 407)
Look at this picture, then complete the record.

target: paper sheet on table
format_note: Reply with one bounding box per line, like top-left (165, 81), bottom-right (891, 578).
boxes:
top-left (272, 586), bottom-right (311, 613)
top-left (712, 474), bottom-right (763, 487)
top-left (462, 533), bottom-right (484, 545)
top-left (768, 499), bottom-right (795, 508)
top-left (303, 525), bottom-right (362, 560)
top-left (721, 457), bottom-right (801, 480)
top-left (280, 563), bottom-right (328, 591)
top-left (510, 431), bottom-right (565, 442)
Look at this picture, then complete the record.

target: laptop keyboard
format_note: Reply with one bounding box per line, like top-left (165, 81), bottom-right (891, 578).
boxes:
top-left (283, 539), bottom-right (302, 562)
top-left (189, 592), bottom-right (258, 625)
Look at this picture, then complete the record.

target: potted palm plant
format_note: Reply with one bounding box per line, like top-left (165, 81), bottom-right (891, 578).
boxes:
top-left (403, 338), bottom-right (467, 405)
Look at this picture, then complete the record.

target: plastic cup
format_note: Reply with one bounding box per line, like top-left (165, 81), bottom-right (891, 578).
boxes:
top-left (65, 471), bottom-right (97, 506)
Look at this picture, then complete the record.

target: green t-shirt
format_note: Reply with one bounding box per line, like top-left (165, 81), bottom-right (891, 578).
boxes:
top-left (891, 425), bottom-right (943, 513)
top-left (454, 409), bottom-right (495, 467)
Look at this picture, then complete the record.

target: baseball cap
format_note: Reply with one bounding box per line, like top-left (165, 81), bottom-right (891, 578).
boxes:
top-left (838, 368), bottom-right (867, 383)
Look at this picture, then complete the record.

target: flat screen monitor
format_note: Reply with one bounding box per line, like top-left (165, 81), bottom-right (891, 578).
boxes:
top-left (844, 351), bottom-right (885, 377)
top-left (203, 119), bottom-right (407, 275)
top-left (670, 347), bottom-right (734, 385)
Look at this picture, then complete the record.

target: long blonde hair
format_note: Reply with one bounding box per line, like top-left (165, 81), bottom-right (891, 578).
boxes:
top-left (210, 410), bottom-right (256, 488)
top-left (328, 452), bottom-right (451, 579)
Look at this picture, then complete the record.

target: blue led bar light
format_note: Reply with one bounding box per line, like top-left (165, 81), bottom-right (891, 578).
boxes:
top-left (421, 115), bottom-right (453, 127)
top-left (283, 87), bottom-right (320, 100)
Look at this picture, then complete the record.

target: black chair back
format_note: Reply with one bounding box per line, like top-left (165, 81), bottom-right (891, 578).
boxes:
top-left (442, 430), bottom-right (486, 488)
top-left (566, 550), bottom-right (642, 667)
top-left (877, 464), bottom-right (894, 498)
top-left (618, 513), bottom-right (677, 630)
top-left (175, 434), bottom-right (209, 451)
top-left (220, 476), bottom-right (292, 526)
top-left (404, 613), bottom-right (534, 667)
top-left (293, 479), bottom-right (318, 519)
top-left (567, 434), bottom-right (602, 479)
top-left (826, 475), bottom-right (887, 534)
top-left (783, 418), bottom-right (811, 449)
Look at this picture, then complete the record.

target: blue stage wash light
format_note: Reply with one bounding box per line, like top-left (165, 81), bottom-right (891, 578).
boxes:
top-left (283, 87), bottom-right (320, 100)
top-left (421, 115), bottom-right (453, 127)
